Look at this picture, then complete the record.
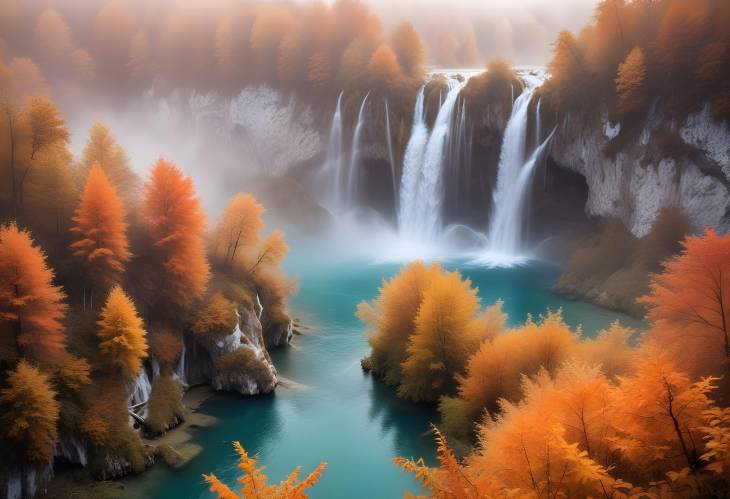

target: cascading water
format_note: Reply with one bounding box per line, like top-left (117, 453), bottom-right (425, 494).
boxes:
top-left (322, 92), bottom-right (344, 211)
top-left (398, 78), bottom-right (466, 242)
top-left (484, 75), bottom-right (550, 263)
top-left (346, 93), bottom-right (369, 207)
top-left (385, 99), bottom-right (398, 211)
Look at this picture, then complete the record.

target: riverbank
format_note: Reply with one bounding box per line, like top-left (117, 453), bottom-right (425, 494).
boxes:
top-left (43, 386), bottom-right (218, 499)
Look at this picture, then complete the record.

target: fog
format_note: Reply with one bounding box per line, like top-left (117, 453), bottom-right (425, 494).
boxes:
top-left (367, 0), bottom-right (598, 66)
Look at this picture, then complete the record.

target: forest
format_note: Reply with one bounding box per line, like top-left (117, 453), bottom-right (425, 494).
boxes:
top-left (2, 0), bottom-right (730, 498)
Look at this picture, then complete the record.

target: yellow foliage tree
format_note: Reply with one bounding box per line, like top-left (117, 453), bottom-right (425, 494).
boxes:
top-left (97, 285), bottom-right (148, 377)
top-left (204, 441), bottom-right (326, 499)
top-left (398, 269), bottom-right (486, 403)
top-left (0, 360), bottom-right (60, 464)
top-left (357, 261), bottom-right (442, 385)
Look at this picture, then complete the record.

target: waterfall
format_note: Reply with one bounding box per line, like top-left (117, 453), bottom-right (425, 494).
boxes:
top-left (385, 99), bottom-right (398, 211)
top-left (346, 93), bottom-right (369, 207)
top-left (174, 341), bottom-right (188, 387)
top-left (485, 80), bottom-right (552, 262)
top-left (535, 98), bottom-right (542, 146)
top-left (398, 79), bottom-right (466, 242)
top-left (323, 92), bottom-right (344, 211)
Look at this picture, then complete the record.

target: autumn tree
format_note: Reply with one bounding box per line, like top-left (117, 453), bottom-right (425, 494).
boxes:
top-left (608, 348), bottom-right (715, 476)
top-left (390, 22), bottom-right (424, 79)
top-left (149, 330), bottom-right (182, 373)
top-left (78, 122), bottom-right (139, 203)
top-left (398, 269), bottom-right (487, 403)
top-left (456, 310), bottom-right (579, 415)
top-left (97, 285), bottom-right (148, 377)
top-left (0, 360), bottom-right (60, 465)
top-left (467, 365), bottom-right (615, 497)
top-left (640, 229), bottom-right (730, 382)
top-left (358, 261), bottom-right (442, 385)
top-left (211, 193), bottom-right (264, 268)
top-left (8, 96), bottom-right (69, 215)
top-left (0, 223), bottom-right (66, 366)
top-left (248, 231), bottom-right (288, 275)
top-left (615, 46), bottom-right (647, 116)
top-left (544, 30), bottom-right (588, 110)
top-left (204, 441), bottom-right (326, 499)
top-left (70, 163), bottom-right (130, 301)
top-left (367, 45), bottom-right (403, 93)
top-left (308, 51), bottom-right (332, 91)
top-left (142, 159), bottom-right (209, 308)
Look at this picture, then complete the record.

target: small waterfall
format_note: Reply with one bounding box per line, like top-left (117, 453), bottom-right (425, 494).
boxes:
top-left (535, 98), bottom-right (542, 146)
top-left (486, 80), bottom-right (552, 262)
top-left (398, 79), bottom-right (466, 242)
top-left (323, 92), bottom-right (344, 211)
top-left (174, 341), bottom-right (188, 387)
top-left (384, 99), bottom-right (398, 211)
top-left (346, 93), bottom-right (369, 207)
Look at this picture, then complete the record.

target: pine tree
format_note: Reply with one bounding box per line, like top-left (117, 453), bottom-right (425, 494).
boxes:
top-left (142, 158), bottom-right (210, 308)
top-left (70, 163), bottom-right (130, 298)
top-left (97, 285), bottom-right (148, 377)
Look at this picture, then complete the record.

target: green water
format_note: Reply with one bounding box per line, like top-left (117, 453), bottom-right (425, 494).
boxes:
top-left (124, 258), bottom-right (642, 498)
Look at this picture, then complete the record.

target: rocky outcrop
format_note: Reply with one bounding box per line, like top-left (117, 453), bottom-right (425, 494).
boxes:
top-left (195, 305), bottom-right (278, 396)
top-left (550, 105), bottom-right (730, 236)
top-left (264, 320), bottom-right (293, 349)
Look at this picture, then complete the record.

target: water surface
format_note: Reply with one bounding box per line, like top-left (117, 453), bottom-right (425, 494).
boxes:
top-left (125, 258), bottom-right (642, 498)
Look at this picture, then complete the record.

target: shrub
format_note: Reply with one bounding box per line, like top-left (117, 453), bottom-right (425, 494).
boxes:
top-left (145, 375), bottom-right (185, 436)
top-left (191, 292), bottom-right (237, 339)
top-left (216, 348), bottom-right (274, 389)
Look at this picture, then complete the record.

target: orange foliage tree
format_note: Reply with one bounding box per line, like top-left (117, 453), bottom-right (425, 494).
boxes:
top-left (148, 329), bottom-right (182, 373)
top-left (0, 360), bottom-right (60, 465)
top-left (211, 193), bottom-right (264, 268)
top-left (70, 163), bottom-right (130, 296)
top-left (142, 159), bottom-right (209, 308)
top-left (615, 46), bottom-right (646, 116)
top-left (390, 22), bottom-right (424, 80)
top-left (191, 292), bottom-right (237, 339)
top-left (97, 285), bottom-right (148, 377)
top-left (367, 45), bottom-right (403, 94)
top-left (640, 229), bottom-right (730, 381)
top-left (204, 441), bottom-right (326, 499)
top-left (0, 222), bottom-right (66, 365)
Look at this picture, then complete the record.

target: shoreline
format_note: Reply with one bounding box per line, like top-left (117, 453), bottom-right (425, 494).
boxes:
top-left (43, 385), bottom-right (218, 499)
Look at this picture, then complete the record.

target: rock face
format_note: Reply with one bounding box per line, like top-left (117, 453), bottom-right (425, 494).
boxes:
top-left (550, 105), bottom-right (730, 236)
top-left (194, 305), bottom-right (278, 396)
top-left (264, 320), bottom-right (293, 349)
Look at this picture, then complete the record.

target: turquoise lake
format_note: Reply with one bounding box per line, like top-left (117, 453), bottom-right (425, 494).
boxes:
top-left (124, 257), bottom-right (643, 498)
